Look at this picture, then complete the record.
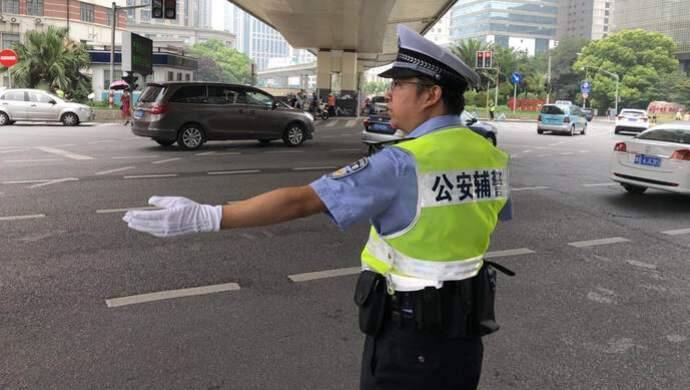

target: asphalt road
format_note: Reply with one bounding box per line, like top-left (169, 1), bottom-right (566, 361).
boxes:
top-left (1, 118), bottom-right (688, 389)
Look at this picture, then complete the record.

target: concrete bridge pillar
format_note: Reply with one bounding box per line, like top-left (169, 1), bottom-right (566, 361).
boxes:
top-left (317, 49), bottom-right (359, 115)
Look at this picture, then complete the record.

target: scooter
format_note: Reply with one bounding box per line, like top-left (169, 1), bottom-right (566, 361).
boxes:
top-left (309, 102), bottom-right (329, 120)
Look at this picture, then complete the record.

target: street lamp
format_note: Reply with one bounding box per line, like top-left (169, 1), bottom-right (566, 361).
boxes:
top-left (581, 65), bottom-right (619, 115)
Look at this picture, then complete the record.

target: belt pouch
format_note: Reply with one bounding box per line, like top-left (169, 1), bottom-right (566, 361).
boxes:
top-left (471, 264), bottom-right (501, 336)
top-left (354, 271), bottom-right (387, 336)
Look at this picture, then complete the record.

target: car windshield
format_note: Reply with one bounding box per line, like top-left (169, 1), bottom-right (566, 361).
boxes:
top-left (139, 85), bottom-right (166, 103)
top-left (636, 128), bottom-right (690, 144)
top-left (541, 105), bottom-right (565, 115)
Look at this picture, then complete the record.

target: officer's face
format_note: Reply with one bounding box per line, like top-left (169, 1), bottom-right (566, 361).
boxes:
top-left (386, 77), bottom-right (437, 132)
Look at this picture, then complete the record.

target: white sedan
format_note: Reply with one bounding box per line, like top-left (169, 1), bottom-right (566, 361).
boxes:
top-left (609, 123), bottom-right (690, 194)
top-left (614, 108), bottom-right (649, 134)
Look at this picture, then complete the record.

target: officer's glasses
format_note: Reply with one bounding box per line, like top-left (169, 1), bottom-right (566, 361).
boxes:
top-left (389, 79), bottom-right (435, 91)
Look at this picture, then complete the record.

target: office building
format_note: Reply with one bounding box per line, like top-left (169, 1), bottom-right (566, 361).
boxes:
top-left (557, 0), bottom-right (614, 40)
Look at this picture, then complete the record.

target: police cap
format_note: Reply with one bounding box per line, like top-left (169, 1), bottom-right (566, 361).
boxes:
top-left (379, 25), bottom-right (480, 89)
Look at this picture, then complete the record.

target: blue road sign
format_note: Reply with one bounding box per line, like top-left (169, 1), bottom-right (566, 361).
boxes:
top-left (581, 81), bottom-right (592, 93)
top-left (511, 72), bottom-right (523, 84)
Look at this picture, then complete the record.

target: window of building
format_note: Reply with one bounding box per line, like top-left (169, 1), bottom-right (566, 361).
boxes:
top-left (177, 73), bottom-right (182, 81)
top-left (185, 74), bottom-right (191, 81)
top-left (103, 68), bottom-right (121, 89)
top-left (1, 0), bottom-right (18, 14)
top-left (81, 3), bottom-right (94, 23)
top-left (26, 0), bottom-right (43, 16)
top-left (141, 9), bottom-right (151, 23)
top-left (1, 32), bottom-right (19, 50)
top-left (167, 71), bottom-right (174, 81)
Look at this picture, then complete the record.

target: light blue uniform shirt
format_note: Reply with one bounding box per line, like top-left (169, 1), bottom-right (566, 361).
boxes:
top-left (310, 115), bottom-right (512, 234)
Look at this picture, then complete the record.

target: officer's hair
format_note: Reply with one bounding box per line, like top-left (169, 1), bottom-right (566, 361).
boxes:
top-left (416, 76), bottom-right (466, 116)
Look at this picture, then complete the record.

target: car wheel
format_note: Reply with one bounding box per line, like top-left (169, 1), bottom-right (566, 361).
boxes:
top-left (320, 111), bottom-right (329, 120)
top-left (569, 125), bottom-right (575, 136)
top-left (621, 183), bottom-right (647, 194)
top-left (537, 128), bottom-right (543, 135)
top-left (581, 123), bottom-right (587, 135)
top-left (0, 112), bottom-right (9, 126)
top-left (154, 138), bottom-right (175, 147)
top-left (488, 133), bottom-right (497, 146)
top-left (61, 112), bottom-right (79, 126)
top-left (283, 123), bottom-right (306, 147)
top-left (177, 124), bottom-right (205, 150)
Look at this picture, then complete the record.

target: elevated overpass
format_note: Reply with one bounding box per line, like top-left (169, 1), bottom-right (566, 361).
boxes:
top-left (227, 0), bottom-right (457, 97)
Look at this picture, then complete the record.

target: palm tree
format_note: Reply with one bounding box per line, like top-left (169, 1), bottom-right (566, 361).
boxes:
top-left (9, 26), bottom-right (91, 100)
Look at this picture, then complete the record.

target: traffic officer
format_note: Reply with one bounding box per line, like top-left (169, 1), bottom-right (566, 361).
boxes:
top-left (123, 24), bottom-right (511, 390)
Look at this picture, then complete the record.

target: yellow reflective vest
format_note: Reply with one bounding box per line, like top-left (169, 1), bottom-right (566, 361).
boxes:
top-left (361, 127), bottom-right (509, 290)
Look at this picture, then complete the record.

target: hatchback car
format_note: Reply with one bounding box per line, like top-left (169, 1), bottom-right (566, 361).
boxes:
top-left (614, 109), bottom-right (648, 134)
top-left (362, 111), bottom-right (497, 155)
top-left (609, 123), bottom-right (690, 194)
top-left (537, 104), bottom-right (587, 136)
top-left (132, 82), bottom-right (315, 150)
top-left (0, 88), bottom-right (94, 126)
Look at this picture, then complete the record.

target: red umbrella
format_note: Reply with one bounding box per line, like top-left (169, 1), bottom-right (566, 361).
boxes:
top-left (109, 80), bottom-right (129, 90)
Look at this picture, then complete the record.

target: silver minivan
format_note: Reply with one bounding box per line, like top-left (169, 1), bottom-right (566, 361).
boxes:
top-left (0, 88), bottom-right (95, 126)
top-left (131, 82), bottom-right (315, 150)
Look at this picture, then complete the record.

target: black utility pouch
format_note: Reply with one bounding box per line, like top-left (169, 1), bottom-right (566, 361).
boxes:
top-left (471, 261), bottom-right (515, 337)
top-left (354, 271), bottom-right (387, 336)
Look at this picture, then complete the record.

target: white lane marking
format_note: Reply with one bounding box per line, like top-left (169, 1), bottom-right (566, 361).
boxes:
top-left (548, 142), bottom-right (564, 146)
top-left (215, 152), bottom-right (242, 156)
top-left (35, 146), bottom-right (93, 160)
top-left (0, 214), bottom-right (46, 221)
top-left (97, 206), bottom-right (161, 214)
top-left (195, 151), bottom-right (216, 156)
top-left (579, 150), bottom-right (589, 153)
top-left (626, 260), bottom-right (657, 270)
top-left (87, 140), bottom-right (116, 144)
top-left (346, 119), bottom-right (357, 127)
top-left (325, 120), bottom-right (338, 128)
top-left (0, 148), bottom-right (27, 154)
top-left (289, 266), bottom-right (360, 282)
top-left (522, 149), bottom-right (533, 153)
top-left (484, 248), bottom-right (535, 258)
top-left (152, 157), bottom-right (181, 165)
top-left (124, 174), bottom-right (178, 179)
top-left (583, 182), bottom-right (617, 187)
top-left (560, 152), bottom-right (575, 156)
top-left (3, 179), bottom-right (52, 184)
top-left (95, 166), bottom-right (136, 175)
top-left (105, 282), bottom-right (241, 308)
top-left (568, 237), bottom-right (630, 248)
top-left (4, 158), bottom-right (63, 163)
top-left (112, 155), bottom-right (160, 160)
top-left (512, 186), bottom-right (549, 191)
top-left (208, 169), bottom-right (260, 175)
top-left (661, 227), bottom-right (690, 236)
top-left (52, 144), bottom-right (77, 147)
top-left (29, 177), bottom-right (79, 188)
top-left (292, 166), bottom-right (337, 171)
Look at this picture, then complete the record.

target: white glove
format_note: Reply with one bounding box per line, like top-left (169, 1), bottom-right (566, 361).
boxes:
top-left (123, 196), bottom-right (223, 237)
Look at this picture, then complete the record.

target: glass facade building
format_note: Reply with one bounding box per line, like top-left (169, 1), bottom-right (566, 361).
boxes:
top-left (614, 0), bottom-right (690, 74)
top-left (450, 0), bottom-right (558, 55)
top-left (558, 0), bottom-right (614, 41)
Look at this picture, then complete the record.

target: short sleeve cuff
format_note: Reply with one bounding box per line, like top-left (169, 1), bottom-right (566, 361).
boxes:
top-left (309, 178), bottom-right (354, 230)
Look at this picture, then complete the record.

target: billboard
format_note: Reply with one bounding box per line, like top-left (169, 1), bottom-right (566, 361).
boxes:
top-left (122, 32), bottom-right (153, 76)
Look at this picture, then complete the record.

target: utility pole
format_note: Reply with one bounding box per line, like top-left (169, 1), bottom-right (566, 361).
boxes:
top-left (546, 54), bottom-right (551, 104)
top-left (110, 2), bottom-right (149, 89)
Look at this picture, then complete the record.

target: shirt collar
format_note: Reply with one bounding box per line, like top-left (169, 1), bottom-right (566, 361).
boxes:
top-left (406, 115), bottom-right (463, 138)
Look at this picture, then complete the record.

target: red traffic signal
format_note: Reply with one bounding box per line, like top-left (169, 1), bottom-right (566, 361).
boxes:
top-left (476, 51), bottom-right (484, 68)
top-left (484, 51), bottom-right (492, 68)
top-left (164, 0), bottom-right (176, 19)
top-left (151, 0), bottom-right (163, 18)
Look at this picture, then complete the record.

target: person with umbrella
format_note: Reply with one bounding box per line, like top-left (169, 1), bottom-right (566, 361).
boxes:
top-left (120, 89), bottom-right (131, 125)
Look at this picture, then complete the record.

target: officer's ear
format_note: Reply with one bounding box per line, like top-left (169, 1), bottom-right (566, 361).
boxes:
top-left (420, 84), bottom-right (443, 110)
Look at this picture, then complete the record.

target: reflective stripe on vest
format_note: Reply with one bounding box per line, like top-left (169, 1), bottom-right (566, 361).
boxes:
top-left (360, 127), bottom-right (509, 287)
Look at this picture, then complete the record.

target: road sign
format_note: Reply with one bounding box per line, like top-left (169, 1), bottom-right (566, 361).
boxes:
top-left (582, 92), bottom-right (589, 99)
top-left (122, 32), bottom-right (153, 76)
top-left (510, 72), bottom-right (523, 84)
top-left (581, 81), bottom-right (591, 94)
top-left (0, 49), bottom-right (18, 68)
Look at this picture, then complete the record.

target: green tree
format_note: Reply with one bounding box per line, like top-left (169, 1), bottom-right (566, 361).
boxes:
top-left (6, 26), bottom-right (91, 101)
top-left (362, 80), bottom-right (389, 96)
top-left (188, 39), bottom-right (253, 84)
top-left (573, 29), bottom-right (679, 110)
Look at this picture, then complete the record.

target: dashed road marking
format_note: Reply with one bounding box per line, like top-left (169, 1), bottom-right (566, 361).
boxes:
top-left (583, 182), bottom-right (617, 187)
top-left (661, 227), bottom-right (690, 236)
top-left (87, 140), bottom-right (116, 145)
top-left (4, 158), bottom-right (63, 163)
top-left (0, 148), bottom-right (27, 154)
top-left (35, 146), bottom-right (93, 160)
top-left (289, 267), bottom-right (360, 282)
top-left (325, 120), bottom-right (338, 128)
top-left (346, 119), bottom-right (357, 127)
top-left (3, 179), bottom-right (53, 184)
top-left (105, 282), bottom-right (241, 308)
top-left (484, 248), bottom-right (535, 258)
top-left (195, 151), bottom-right (216, 156)
top-left (124, 174), bottom-right (178, 179)
top-left (292, 166), bottom-right (337, 171)
top-left (208, 169), bottom-right (260, 175)
top-left (96, 206), bottom-right (160, 214)
top-left (568, 237), bottom-right (630, 248)
top-left (112, 155), bottom-right (160, 160)
top-left (0, 214), bottom-right (46, 221)
top-left (95, 166), bottom-right (136, 175)
top-left (29, 177), bottom-right (79, 188)
top-left (512, 186), bottom-right (549, 191)
top-left (152, 157), bottom-right (181, 165)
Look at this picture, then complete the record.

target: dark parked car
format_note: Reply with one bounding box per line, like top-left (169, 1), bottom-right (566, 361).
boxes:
top-left (132, 82), bottom-right (315, 150)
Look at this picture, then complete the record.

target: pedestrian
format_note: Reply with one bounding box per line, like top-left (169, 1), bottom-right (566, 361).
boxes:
top-left (120, 89), bottom-right (131, 125)
top-left (489, 102), bottom-right (496, 120)
top-left (327, 93), bottom-right (336, 116)
top-left (123, 24), bottom-right (512, 390)
top-left (676, 109), bottom-right (682, 121)
top-left (108, 89), bottom-right (115, 109)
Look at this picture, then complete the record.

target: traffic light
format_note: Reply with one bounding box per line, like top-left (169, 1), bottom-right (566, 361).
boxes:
top-left (484, 51), bottom-right (492, 68)
top-left (122, 72), bottom-right (138, 91)
top-left (476, 51), bottom-right (484, 68)
top-left (151, 0), bottom-right (163, 18)
top-left (164, 0), bottom-right (176, 19)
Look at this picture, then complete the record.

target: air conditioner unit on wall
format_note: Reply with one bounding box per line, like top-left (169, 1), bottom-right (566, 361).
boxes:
top-left (10, 17), bottom-right (18, 24)
top-left (35, 18), bottom-right (42, 25)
